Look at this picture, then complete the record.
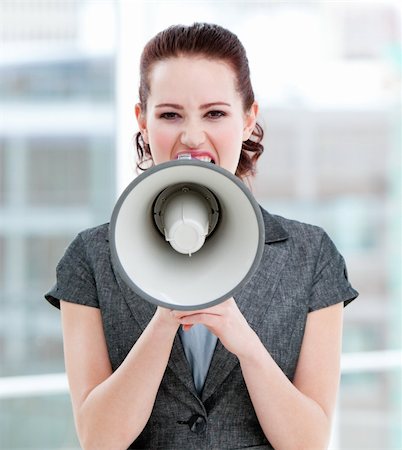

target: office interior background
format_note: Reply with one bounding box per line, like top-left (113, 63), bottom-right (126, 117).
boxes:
top-left (0, 1), bottom-right (401, 449)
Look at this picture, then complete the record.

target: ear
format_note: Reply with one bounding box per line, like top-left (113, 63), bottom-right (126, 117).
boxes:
top-left (135, 103), bottom-right (149, 144)
top-left (242, 101), bottom-right (259, 142)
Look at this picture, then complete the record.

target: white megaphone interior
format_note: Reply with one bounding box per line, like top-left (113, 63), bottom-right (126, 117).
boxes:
top-left (114, 164), bottom-right (261, 309)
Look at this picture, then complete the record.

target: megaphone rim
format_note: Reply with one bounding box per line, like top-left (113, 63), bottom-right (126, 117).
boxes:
top-left (109, 159), bottom-right (265, 311)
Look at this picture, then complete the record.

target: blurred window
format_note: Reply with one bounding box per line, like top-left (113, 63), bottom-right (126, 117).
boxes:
top-left (0, 139), bottom-right (5, 205)
top-left (0, 1), bottom-right (116, 448)
top-left (0, 58), bottom-right (114, 102)
top-left (27, 138), bottom-right (91, 206)
top-left (26, 235), bottom-right (73, 292)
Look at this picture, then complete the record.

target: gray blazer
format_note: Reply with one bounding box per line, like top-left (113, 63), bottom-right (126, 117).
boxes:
top-left (45, 207), bottom-right (358, 449)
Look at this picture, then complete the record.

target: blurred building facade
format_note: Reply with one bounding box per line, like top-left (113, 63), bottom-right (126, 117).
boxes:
top-left (0, 1), bottom-right (116, 448)
top-left (0, 1), bottom-right (401, 449)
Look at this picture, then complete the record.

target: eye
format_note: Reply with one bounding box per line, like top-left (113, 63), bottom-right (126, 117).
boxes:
top-left (206, 110), bottom-right (226, 119)
top-left (159, 112), bottom-right (180, 120)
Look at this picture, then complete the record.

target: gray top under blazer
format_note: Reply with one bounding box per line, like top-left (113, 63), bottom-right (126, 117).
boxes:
top-left (45, 207), bottom-right (358, 450)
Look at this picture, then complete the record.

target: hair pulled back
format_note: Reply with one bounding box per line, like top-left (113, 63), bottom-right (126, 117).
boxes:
top-left (135, 22), bottom-right (264, 179)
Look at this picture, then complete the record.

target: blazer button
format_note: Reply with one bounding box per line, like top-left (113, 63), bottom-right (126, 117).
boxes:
top-left (188, 414), bottom-right (207, 434)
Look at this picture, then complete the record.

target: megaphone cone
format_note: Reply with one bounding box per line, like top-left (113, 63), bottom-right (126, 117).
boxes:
top-left (109, 159), bottom-right (264, 310)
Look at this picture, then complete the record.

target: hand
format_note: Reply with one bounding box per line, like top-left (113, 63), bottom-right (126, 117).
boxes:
top-left (171, 298), bottom-right (259, 358)
top-left (152, 306), bottom-right (181, 335)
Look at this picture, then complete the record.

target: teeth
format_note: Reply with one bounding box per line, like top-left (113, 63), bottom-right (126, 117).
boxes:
top-left (176, 153), bottom-right (214, 163)
top-left (196, 156), bottom-right (212, 162)
top-left (177, 153), bottom-right (192, 160)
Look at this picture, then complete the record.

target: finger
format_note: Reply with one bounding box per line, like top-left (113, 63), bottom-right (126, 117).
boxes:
top-left (170, 297), bottom-right (235, 317)
top-left (179, 313), bottom-right (220, 329)
top-left (172, 310), bottom-right (217, 320)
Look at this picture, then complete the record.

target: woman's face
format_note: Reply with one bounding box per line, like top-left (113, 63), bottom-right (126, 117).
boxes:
top-left (136, 56), bottom-right (258, 175)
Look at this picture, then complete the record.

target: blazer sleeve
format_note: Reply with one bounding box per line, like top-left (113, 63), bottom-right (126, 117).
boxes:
top-left (44, 233), bottom-right (99, 310)
top-left (309, 230), bottom-right (359, 312)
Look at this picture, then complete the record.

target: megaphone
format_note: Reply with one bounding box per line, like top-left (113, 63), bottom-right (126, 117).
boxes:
top-left (109, 159), bottom-right (264, 311)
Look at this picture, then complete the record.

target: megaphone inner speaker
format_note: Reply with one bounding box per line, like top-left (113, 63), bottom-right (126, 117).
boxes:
top-left (153, 183), bottom-right (220, 255)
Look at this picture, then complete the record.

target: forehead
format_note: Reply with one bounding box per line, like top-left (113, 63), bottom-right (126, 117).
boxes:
top-left (147, 56), bottom-right (239, 104)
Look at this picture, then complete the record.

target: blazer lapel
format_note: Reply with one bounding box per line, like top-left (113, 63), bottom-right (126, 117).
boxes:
top-left (167, 336), bottom-right (197, 394)
top-left (201, 208), bottom-right (289, 403)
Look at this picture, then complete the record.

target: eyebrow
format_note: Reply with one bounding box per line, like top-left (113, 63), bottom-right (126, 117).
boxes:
top-left (155, 102), bottom-right (231, 109)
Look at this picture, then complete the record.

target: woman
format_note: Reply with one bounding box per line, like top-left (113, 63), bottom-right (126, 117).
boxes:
top-left (46, 23), bottom-right (358, 450)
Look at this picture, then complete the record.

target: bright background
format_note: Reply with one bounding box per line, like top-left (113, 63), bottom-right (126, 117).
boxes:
top-left (0, 1), bottom-right (401, 449)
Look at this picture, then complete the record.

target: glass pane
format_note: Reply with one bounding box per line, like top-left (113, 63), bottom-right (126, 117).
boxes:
top-left (0, 139), bottom-right (5, 205)
top-left (339, 369), bottom-right (402, 449)
top-left (0, 394), bottom-right (79, 449)
top-left (26, 235), bottom-right (72, 290)
top-left (0, 237), bottom-right (4, 290)
top-left (0, 234), bottom-right (74, 376)
top-left (0, 58), bottom-right (114, 103)
top-left (0, 0), bottom-right (116, 446)
top-left (27, 139), bottom-right (90, 206)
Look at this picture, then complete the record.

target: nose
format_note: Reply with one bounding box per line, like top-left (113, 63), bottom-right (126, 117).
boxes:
top-left (180, 121), bottom-right (206, 148)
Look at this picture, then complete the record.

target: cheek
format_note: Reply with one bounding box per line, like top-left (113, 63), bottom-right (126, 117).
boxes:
top-left (216, 123), bottom-right (244, 154)
top-left (219, 116), bottom-right (244, 143)
top-left (221, 128), bottom-right (243, 146)
top-left (148, 125), bottom-right (176, 160)
top-left (214, 126), bottom-right (243, 173)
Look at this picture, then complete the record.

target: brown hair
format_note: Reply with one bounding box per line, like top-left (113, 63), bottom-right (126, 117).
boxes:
top-left (135, 22), bottom-right (264, 179)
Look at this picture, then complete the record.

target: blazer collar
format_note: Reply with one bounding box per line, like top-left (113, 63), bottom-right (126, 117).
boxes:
top-left (260, 206), bottom-right (289, 244)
